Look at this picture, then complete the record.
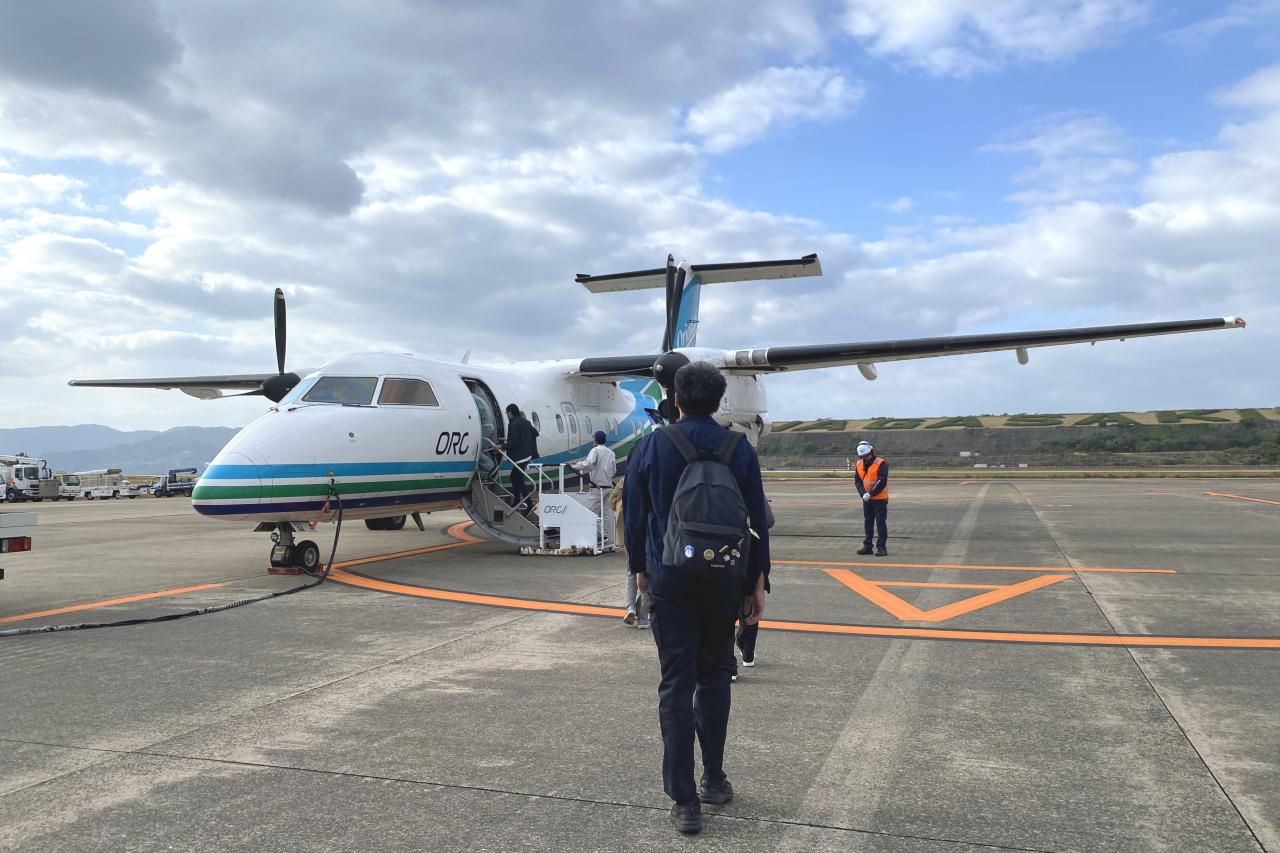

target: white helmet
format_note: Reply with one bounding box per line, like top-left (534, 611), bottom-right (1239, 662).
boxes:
top-left (856, 441), bottom-right (874, 457)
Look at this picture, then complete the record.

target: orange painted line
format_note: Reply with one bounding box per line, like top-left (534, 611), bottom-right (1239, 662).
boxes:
top-left (871, 580), bottom-right (1001, 590)
top-left (323, 570), bottom-right (1280, 649)
top-left (315, 522), bottom-right (485, 572)
top-left (0, 583), bottom-right (227, 625)
top-left (921, 574), bottom-right (1071, 622)
top-left (1206, 491), bottom-right (1280, 507)
top-left (825, 569), bottom-right (1070, 623)
top-left (754, 620), bottom-right (1280, 649)
top-left (328, 567), bottom-right (621, 617)
top-left (776, 559), bottom-right (1174, 574)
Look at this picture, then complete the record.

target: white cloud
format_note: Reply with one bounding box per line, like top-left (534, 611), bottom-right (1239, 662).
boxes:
top-left (686, 66), bottom-right (864, 153)
top-left (842, 0), bottom-right (1150, 75)
top-left (1163, 0), bottom-right (1280, 44)
top-left (984, 113), bottom-right (1140, 204)
top-left (0, 3), bottom-right (1274, 430)
top-left (0, 172), bottom-right (85, 208)
top-left (884, 196), bottom-right (915, 213)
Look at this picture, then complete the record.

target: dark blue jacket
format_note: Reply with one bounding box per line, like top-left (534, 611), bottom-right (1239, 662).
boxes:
top-left (623, 415), bottom-right (770, 588)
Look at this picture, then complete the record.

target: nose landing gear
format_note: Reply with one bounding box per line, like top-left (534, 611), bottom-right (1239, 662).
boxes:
top-left (266, 522), bottom-right (321, 574)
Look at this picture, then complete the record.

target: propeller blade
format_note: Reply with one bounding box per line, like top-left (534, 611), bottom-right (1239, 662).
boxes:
top-left (661, 254), bottom-right (675, 352)
top-left (273, 288), bottom-right (287, 376)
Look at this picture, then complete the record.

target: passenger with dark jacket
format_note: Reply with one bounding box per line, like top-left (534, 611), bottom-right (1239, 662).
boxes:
top-left (624, 362), bottom-right (771, 835)
top-left (499, 404), bottom-right (539, 510)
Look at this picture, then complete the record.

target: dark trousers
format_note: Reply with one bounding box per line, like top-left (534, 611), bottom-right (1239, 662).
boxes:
top-left (509, 464), bottom-right (530, 507)
top-left (863, 499), bottom-right (888, 549)
top-left (736, 622), bottom-right (758, 662)
top-left (648, 569), bottom-right (741, 804)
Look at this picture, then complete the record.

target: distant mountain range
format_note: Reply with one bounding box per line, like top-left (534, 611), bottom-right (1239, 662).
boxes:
top-left (0, 425), bottom-right (240, 474)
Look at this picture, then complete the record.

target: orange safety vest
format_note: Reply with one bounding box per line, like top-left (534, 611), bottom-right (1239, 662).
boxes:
top-left (856, 457), bottom-right (889, 501)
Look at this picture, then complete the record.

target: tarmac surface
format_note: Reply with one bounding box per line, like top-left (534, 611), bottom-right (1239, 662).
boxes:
top-left (1, 479), bottom-right (1278, 852)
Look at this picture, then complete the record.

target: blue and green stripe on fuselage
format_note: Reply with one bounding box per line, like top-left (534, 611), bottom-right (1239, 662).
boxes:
top-left (192, 379), bottom-right (660, 521)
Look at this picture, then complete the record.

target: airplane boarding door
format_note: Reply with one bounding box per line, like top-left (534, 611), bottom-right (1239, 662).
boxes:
top-left (561, 402), bottom-right (579, 456)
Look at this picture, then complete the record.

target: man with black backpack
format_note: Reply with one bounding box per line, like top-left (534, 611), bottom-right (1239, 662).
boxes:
top-left (623, 362), bottom-right (771, 836)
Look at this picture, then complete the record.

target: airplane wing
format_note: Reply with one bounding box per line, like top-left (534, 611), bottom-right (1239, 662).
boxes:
top-left (576, 254), bottom-right (821, 292)
top-left (575, 316), bottom-right (1246, 378)
top-left (68, 373), bottom-right (278, 399)
top-left (722, 316), bottom-right (1246, 372)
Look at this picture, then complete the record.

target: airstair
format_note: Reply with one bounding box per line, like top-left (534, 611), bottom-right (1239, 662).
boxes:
top-left (460, 443), bottom-right (616, 554)
top-left (459, 443), bottom-right (545, 546)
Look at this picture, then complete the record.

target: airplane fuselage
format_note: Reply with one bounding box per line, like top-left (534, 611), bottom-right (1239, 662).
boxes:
top-left (191, 350), bottom-right (767, 524)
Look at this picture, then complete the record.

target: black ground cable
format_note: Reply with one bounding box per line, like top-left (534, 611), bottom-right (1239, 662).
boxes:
top-left (0, 485), bottom-right (347, 638)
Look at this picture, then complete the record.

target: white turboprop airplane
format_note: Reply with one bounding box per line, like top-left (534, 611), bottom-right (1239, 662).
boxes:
top-left (72, 254), bottom-right (1246, 570)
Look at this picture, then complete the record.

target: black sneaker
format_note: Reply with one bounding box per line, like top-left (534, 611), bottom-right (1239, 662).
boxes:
top-left (670, 801), bottom-right (702, 834)
top-left (856, 546), bottom-right (873, 555)
top-left (699, 775), bottom-right (734, 805)
top-left (875, 547), bottom-right (888, 556)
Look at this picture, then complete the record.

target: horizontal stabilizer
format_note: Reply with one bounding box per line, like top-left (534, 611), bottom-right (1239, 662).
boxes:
top-left (576, 254), bottom-right (821, 293)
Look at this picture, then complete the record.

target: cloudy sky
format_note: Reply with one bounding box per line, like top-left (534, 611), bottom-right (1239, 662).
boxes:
top-left (1, 0), bottom-right (1277, 430)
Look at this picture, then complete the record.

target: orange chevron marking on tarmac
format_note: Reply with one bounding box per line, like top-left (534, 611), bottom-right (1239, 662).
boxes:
top-left (824, 568), bottom-right (1071, 623)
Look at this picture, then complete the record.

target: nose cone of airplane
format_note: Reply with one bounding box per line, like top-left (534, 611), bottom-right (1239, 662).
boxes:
top-left (192, 451), bottom-right (263, 517)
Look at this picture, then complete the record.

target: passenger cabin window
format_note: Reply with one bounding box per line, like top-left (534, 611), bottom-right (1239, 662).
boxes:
top-left (584, 416), bottom-right (593, 435)
top-left (555, 414), bottom-right (564, 433)
top-left (568, 415), bottom-right (578, 433)
top-left (531, 412), bottom-right (541, 431)
top-left (378, 378), bottom-right (439, 407)
top-left (303, 376), bottom-right (378, 405)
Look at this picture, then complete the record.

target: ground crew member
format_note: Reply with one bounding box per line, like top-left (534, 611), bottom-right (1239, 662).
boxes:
top-left (854, 440), bottom-right (889, 556)
top-left (624, 362), bottom-right (771, 836)
top-left (573, 430), bottom-right (618, 549)
top-left (499, 404), bottom-right (539, 511)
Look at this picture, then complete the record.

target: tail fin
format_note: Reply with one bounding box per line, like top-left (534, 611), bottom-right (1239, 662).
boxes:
top-left (576, 254), bottom-right (822, 350)
top-left (673, 263), bottom-right (702, 348)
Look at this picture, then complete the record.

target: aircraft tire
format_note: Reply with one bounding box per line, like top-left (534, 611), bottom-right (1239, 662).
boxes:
top-left (364, 518), bottom-right (386, 531)
top-left (385, 515), bottom-right (407, 530)
top-left (294, 540), bottom-right (321, 571)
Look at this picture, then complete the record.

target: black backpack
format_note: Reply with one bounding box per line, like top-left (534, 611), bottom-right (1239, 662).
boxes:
top-left (659, 426), bottom-right (750, 579)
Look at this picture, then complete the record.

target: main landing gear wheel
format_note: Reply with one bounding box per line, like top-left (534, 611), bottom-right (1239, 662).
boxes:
top-left (294, 540), bottom-right (321, 571)
top-left (364, 515), bottom-right (407, 531)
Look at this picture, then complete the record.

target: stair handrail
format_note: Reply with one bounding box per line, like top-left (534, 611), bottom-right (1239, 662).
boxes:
top-left (483, 439), bottom-right (556, 498)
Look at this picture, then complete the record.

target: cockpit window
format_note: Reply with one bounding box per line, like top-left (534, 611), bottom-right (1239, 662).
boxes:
top-left (378, 378), bottom-right (439, 407)
top-left (303, 376), bottom-right (378, 405)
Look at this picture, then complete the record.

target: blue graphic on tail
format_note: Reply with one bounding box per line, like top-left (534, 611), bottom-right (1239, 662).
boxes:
top-left (673, 273), bottom-right (702, 348)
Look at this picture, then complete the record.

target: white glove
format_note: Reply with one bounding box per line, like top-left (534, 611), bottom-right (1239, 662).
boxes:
top-left (861, 492), bottom-right (871, 502)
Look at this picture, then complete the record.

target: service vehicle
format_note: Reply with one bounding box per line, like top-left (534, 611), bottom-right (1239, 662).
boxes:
top-left (75, 469), bottom-right (142, 500)
top-left (1, 455), bottom-right (58, 502)
top-left (0, 510), bottom-right (36, 581)
top-left (55, 473), bottom-right (81, 500)
top-left (150, 468), bottom-right (198, 497)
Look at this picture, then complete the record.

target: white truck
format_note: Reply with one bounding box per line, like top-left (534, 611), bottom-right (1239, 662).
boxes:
top-left (55, 473), bottom-right (82, 500)
top-left (1, 455), bottom-right (58, 503)
top-left (74, 469), bottom-right (143, 500)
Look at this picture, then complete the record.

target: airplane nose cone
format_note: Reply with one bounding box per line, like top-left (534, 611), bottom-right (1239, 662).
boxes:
top-left (192, 451), bottom-right (263, 517)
